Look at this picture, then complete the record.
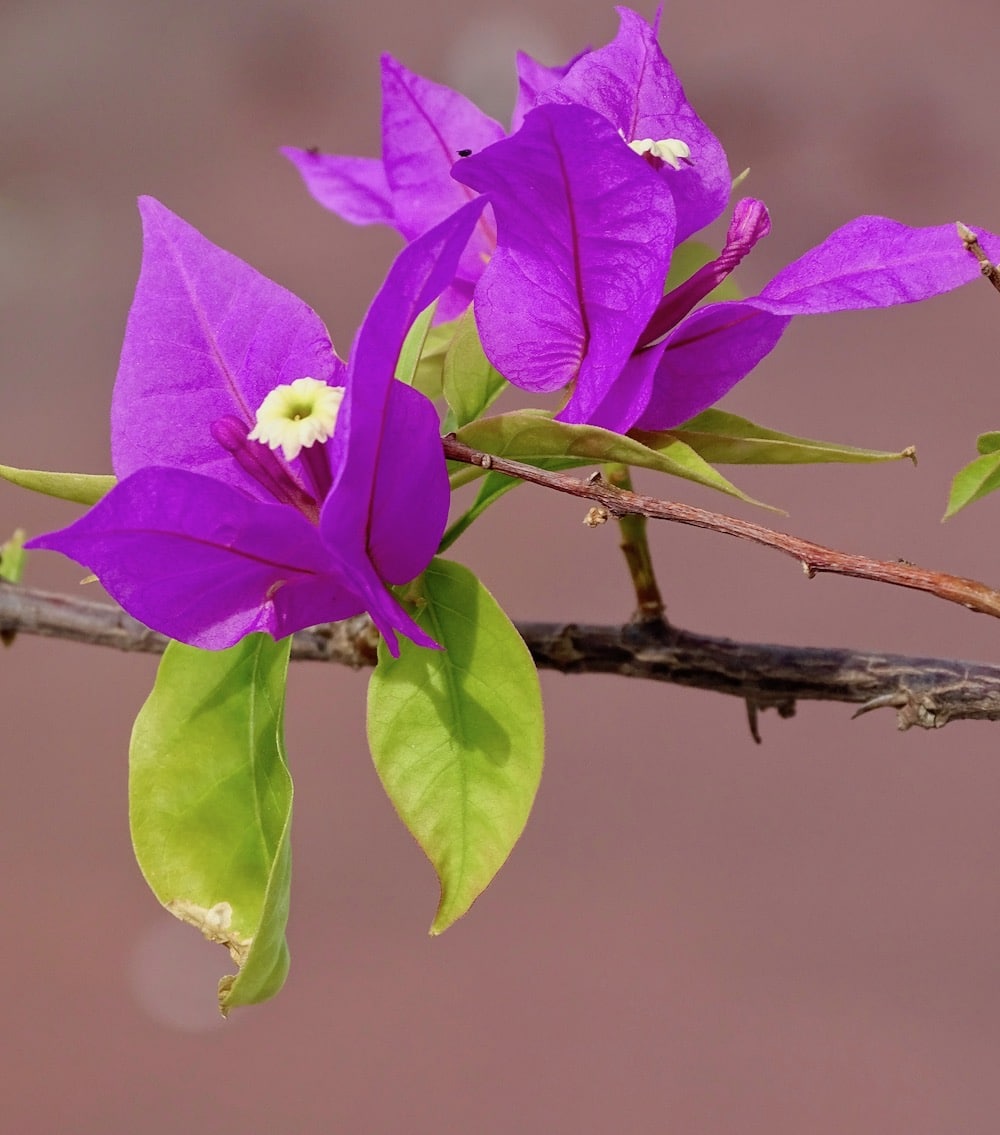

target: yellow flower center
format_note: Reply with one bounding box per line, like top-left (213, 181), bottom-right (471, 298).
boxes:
top-left (248, 377), bottom-right (344, 462)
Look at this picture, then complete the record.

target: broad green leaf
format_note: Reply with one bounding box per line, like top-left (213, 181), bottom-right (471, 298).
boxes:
top-left (454, 409), bottom-right (770, 507)
top-left (641, 409), bottom-right (916, 466)
top-left (976, 431), bottom-right (1000, 456)
top-left (408, 313), bottom-right (463, 401)
top-left (368, 558), bottom-right (543, 933)
top-left (130, 635), bottom-right (293, 1013)
top-left (944, 448), bottom-right (1000, 518)
top-left (395, 300), bottom-right (438, 388)
top-left (0, 462), bottom-right (114, 505)
top-left (664, 240), bottom-right (742, 303)
top-left (442, 308), bottom-right (508, 427)
top-left (0, 527), bottom-right (26, 584)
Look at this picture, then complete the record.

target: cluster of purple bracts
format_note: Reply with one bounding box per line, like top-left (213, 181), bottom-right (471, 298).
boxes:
top-left (29, 7), bottom-right (1000, 654)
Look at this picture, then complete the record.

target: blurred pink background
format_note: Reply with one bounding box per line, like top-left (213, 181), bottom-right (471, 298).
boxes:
top-left (4, 1), bottom-right (1000, 1130)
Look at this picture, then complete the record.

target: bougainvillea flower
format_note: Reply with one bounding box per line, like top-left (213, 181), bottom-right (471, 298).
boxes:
top-left (282, 57), bottom-right (503, 319)
top-left (456, 96), bottom-right (1000, 432)
top-left (528, 6), bottom-right (729, 244)
top-left (27, 195), bottom-right (486, 654)
top-left (283, 8), bottom-right (725, 316)
top-left (625, 214), bottom-right (1000, 431)
top-left (456, 102), bottom-right (678, 426)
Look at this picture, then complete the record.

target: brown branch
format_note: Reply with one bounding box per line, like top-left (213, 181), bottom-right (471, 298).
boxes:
top-left (443, 437), bottom-right (1000, 623)
top-left (957, 221), bottom-right (1000, 294)
top-left (5, 582), bottom-right (1000, 733)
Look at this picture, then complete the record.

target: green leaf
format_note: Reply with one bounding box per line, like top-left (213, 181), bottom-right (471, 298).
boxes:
top-left (0, 527), bottom-right (26, 584)
top-left (129, 635), bottom-right (294, 1013)
top-left (442, 308), bottom-right (508, 427)
top-left (407, 312), bottom-right (462, 401)
top-left (0, 462), bottom-right (114, 505)
top-left (368, 558), bottom-right (544, 933)
top-left (976, 431), bottom-right (1000, 456)
top-left (944, 448), bottom-right (1000, 518)
top-left (454, 409), bottom-right (771, 507)
top-left (665, 240), bottom-right (742, 302)
top-left (396, 299), bottom-right (441, 391)
top-left (641, 408), bottom-right (917, 466)
top-left (0, 527), bottom-right (26, 646)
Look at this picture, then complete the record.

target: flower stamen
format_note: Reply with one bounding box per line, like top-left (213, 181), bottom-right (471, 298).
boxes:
top-left (627, 136), bottom-right (692, 171)
top-left (248, 377), bottom-right (344, 462)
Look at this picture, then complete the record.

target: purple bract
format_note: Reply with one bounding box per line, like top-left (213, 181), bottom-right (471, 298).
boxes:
top-left (28, 196), bottom-right (485, 654)
top-left (282, 7), bottom-right (1000, 432)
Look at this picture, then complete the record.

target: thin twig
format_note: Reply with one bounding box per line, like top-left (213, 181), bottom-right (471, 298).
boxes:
top-left (442, 436), bottom-right (1000, 623)
top-left (957, 221), bottom-right (1000, 294)
top-left (5, 582), bottom-right (1000, 732)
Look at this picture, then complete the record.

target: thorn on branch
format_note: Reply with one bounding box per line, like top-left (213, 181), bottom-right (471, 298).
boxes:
top-left (745, 695), bottom-right (797, 744)
top-left (852, 688), bottom-right (949, 730)
top-left (746, 698), bottom-right (762, 744)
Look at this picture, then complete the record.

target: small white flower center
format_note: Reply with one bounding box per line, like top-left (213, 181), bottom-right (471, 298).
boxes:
top-left (248, 377), bottom-right (344, 462)
top-left (627, 136), bottom-right (692, 170)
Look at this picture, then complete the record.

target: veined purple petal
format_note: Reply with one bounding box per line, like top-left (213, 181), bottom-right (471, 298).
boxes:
top-left (639, 198), bottom-right (770, 346)
top-left (26, 467), bottom-right (365, 649)
top-left (636, 218), bottom-right (1000, 430)
top-left (113, 198), bottom-right (346, 497)
top-left (541, 7), bottom-right (730, 242)
top-left (635, 303), bottom-right (789, 430)
top-left (380, 54), bottom-right (502, 289)
top-left (332, 197), bottom-right (487, 503)
top-left (455, 103), bottom-right (675, 415)
top-left (365, 381), bottom-right (450, 586)
top-left (757, 217), bottom-right (1000, 313)
top-left (567, 334), bottom-right (665, 433)
top-left (280, 148), bottom-right (395, 226)
top-left (511, 48), bottom-right (589, 133)
top-left (350, 566), bottom-right (440, 656)
top-left (319, 199), bottom-right (486, 654)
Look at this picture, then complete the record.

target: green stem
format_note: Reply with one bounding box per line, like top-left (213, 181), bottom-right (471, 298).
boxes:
top-left (602, 464), bottom-right (666, 623)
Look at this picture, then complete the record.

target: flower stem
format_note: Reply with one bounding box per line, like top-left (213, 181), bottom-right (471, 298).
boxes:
top-left (602, 463), bottom-right (666, 624)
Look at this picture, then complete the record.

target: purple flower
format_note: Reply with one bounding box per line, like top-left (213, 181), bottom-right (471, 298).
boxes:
top-left (282, 56), bottom-right (504, 320)
top-left (457, 98), bottom-right (1000, 432)
top-left (282, 6), bottom-right (1000, 435)
top-left (456, 102), bottom-right (679, 426)
top-left (625, 213), bottom-right (1000, 431)
top-left (282, 8), bottom-right (723, 317)
top-left (27, 195), bottom-right (486, 655)
top-left (527, 6), bottom-right (729, 243)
